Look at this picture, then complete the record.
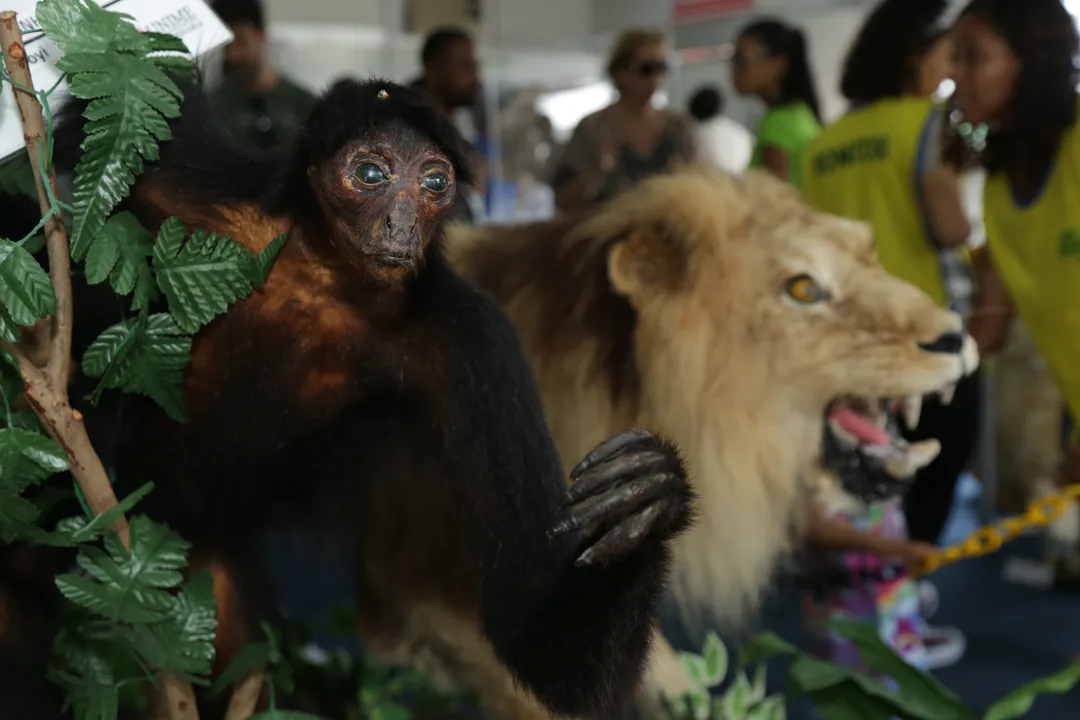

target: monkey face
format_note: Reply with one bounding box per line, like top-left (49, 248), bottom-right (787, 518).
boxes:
top-left (309, 129), bottom-right (457, 282)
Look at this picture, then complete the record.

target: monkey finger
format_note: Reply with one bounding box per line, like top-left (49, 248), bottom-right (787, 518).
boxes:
top-left (566, 450), bottom-right (669, 505)
top-left (553, 472), bottom-right (676, 536)
top-left (575, 500), bottom-right (671, 567)
top-left (570, 428), bottom-right (654, 479)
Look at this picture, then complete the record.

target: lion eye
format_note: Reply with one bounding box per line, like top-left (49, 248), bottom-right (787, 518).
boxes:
top-left (785, 274), bottom-right (828, 304)
top-left (355, 163), bottom-right (388, 185)
top-left (421, 172), bottom-right (449, 193)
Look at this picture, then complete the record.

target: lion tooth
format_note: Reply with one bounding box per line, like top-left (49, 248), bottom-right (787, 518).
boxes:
top-left (903, 394), bottom-right (923, 429)
top-left (939, 384), bottom-right (956, 405)
top-left (961, 333), bottom-right (980, 375)
top-left (883, 439), bottom-right (942, 478)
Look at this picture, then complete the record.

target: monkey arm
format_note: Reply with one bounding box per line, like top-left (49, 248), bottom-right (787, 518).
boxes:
top-left (432, 262), bottom-right (692, 718)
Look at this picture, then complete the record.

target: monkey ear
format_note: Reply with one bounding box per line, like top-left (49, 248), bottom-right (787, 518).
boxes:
top-left (606, 225), bottom-right (689, 301)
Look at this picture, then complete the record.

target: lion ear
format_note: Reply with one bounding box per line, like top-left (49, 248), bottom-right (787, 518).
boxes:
top-left (606, 226), bottom-right (687, 299)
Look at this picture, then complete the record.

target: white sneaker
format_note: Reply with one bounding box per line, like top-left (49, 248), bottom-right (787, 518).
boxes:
top-left (917, 580), bottom-right (939, 620)
top-left (922, 625), bottom-right (966, 670)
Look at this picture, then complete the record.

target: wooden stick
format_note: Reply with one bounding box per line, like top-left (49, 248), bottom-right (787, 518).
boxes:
top-left (224, 670), bottom-right (266, 720)
top-left (0, 10), bottom-right (198, 720)
top-left (0, 11), bottom-right (71, 390)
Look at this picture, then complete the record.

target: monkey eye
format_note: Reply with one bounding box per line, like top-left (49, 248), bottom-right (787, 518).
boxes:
top-left (355, 163), bottom-right (389, 185)
top-left (421, 172), bottom-right (450, 193)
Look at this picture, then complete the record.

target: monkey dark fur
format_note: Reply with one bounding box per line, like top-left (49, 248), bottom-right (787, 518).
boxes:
top-left (1, 78), bottom-right (695, 718)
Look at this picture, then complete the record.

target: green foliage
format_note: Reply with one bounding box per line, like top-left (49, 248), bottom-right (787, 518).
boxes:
top-left (741, 621), bottom-right (1080, 720)
top-left (36, 0), bottom-right (193, 260)
top-left (665, 631), bottom-right (786, 720)
top-left (0, 237), bottom-right (56, 341)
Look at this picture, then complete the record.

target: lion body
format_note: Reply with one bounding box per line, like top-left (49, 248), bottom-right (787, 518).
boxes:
top-left (443, 166), bottom-right (974, 712)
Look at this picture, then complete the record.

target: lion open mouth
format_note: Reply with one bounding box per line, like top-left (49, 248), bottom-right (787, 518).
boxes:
top-left (823, 394), bottom-right (946, 501)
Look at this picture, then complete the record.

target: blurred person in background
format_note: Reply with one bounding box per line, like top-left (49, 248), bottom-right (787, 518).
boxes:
top-left (209, 0), bottom-right (316, 152)
top-left (549, 28), bottom-right (697, 214)
top-left (731, 18), bottom-right (821, 188)
top-left (410, 27), bottom-right (482, 223)
top-left (953, 0), bottom-right (1080, 488)
top-left (687, 84), bottom-right (753, 175)
top-left (799, 0), bottom-right (973, 672)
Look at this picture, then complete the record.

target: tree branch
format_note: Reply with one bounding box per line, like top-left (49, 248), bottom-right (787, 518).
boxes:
top-left (224, 670), bottom-right (265, 720)
top-left (0, 10), bottom-right (198, 720)
top-left (0, 11), bottom-right (71, 390)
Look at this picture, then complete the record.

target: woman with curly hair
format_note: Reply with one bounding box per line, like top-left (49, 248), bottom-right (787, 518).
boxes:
top-left (956, 0), bottom-right (1080, 505)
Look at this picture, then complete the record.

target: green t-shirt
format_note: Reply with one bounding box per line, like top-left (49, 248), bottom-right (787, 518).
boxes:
top-left (209, 75), bottom-right (318, 153)
top-left (749, 100), bottom-right (821, 190)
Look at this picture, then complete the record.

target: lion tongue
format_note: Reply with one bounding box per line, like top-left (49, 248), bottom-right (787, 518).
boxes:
top-left (828, 406), bottom-right (891, 446)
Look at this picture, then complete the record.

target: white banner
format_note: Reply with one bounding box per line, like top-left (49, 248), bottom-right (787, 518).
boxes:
top-left (0, 0), bottom-right (233, 162)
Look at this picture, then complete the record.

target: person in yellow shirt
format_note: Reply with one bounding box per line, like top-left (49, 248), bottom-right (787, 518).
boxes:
top-left (799, 0), bottom-right (974, 673)
top-left (951, 0), bottom-right (1080, 481)
top-left (803, 0), bottom-right (977, 550)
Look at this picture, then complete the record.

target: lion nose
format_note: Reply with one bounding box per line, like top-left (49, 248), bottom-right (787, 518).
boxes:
top-left (918, 331), bottom-right (964, 355)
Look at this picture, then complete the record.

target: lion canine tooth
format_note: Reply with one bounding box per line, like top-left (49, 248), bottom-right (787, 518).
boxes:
top-left (961, 333), bottom-right (980, 375)
top-left (939, 384), bottom-right (956, 405)
top-left (883, 439), bottom-right (942, 478)
top-left (903, 394), bottom-right (923, 429)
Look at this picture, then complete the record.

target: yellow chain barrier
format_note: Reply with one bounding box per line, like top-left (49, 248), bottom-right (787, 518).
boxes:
top-left (911, 483), bottom-right (1080, 577)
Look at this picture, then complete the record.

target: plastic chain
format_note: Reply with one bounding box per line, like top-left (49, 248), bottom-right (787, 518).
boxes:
top-left (911, 483), bottom-right (1080, 577)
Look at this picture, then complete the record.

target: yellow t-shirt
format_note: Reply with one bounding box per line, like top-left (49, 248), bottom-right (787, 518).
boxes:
top-left (985, 100), bottom-right (1080, 426)
top-left (801, 97), bottom-right (956, 307)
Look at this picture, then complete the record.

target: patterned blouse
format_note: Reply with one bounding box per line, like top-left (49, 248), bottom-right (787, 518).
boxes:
top-left (549, 106), bottom-right (698, 205)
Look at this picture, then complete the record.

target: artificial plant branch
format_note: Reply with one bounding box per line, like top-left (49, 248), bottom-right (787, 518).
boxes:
top-left (224, 671), bottom-right (266, 720)
top-left (0, 11), bottom-right (199, 720)
top-left (0, 11), bottom-right (70, 389)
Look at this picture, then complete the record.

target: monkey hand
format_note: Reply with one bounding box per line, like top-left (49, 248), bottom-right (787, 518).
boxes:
top-left (553, 428), bottom-right (694, 567)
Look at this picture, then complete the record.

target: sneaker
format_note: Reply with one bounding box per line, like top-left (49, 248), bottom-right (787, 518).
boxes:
top-left (917, 580), bottom-right (939, 620)
top-left (922, 625), bottom-right (966, 670)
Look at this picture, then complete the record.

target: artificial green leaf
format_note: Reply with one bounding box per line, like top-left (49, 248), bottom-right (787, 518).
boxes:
top-left (983, 661), bottom-right (1080, 720)
top-left (369, 707), bottom-right (411, 720)
top-left (248, 232), bottom-right (289, 288)
top-left (0, 303), bottom-right (18, 342)
top-left (36, 0), bottom-right (139, 57)
top-left (54, 482), bottom-right (155, 545)
top-left (55, 515), bottom-right (194, 624)
top-left (0, 237), bottom-right (56, 324)
top-left (750, 695), bottom-right (786, 720)
top-left (81, 313), bottom-right (192, 422)
top-left (153, 228), bottom-right (259, 332)
top-left (84, 212), bottom-right (157, 309)
top-left (0, 426), bottom-right (69, 484)
top-left (701, 632), bottom-right (729, 687)
top-left (679, 652), bottom-right (709, 691)
top-left (829, 618), bottom-right (974, 720)
top-left (47, 618), bottom-right (137, 720)
top-left (208, 641), bottom-right (273, 697)
top-left (805, 682), bottom-right (897, 720)
top-left (721, 671), bottom-right (751, 719)
top-left (58, 49), bottom-right (182, 259)
top-left (748, 663), bottom-right (768, 706)
top-left (128, 570), bottom-right (218, 679)
top-left (739, 631), bottom-right (801, 668)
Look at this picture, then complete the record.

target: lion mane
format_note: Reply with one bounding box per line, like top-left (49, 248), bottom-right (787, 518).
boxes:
top-left (446, 166), bottom-right (978, 711)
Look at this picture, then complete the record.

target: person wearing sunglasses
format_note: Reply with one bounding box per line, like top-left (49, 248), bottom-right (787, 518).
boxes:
top-left (731, 18), bottom-right (822, 188)
top-left (550, 29), bottom-right (698, 214)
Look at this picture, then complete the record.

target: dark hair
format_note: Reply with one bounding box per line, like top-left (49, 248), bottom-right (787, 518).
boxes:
top-left (421, 27), bottom-right (473, 67)
top-left (211, 0), bottom-right (264, 30)
top-left (960, 0), bottom-right (1079, 185)
top-left (738, 18), bottom-right (821, 121)
top-left (688, 86), bottom-right (723, 121)
top-left (841, 0), bottom-right (950, 105)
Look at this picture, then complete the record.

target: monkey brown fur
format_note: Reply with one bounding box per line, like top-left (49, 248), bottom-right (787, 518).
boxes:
top-left (3, 78), bottom-right (699, 719)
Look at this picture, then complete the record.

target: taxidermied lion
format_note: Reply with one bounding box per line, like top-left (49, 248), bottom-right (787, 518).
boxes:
top-left (443, 166), bottom-right (979, 715)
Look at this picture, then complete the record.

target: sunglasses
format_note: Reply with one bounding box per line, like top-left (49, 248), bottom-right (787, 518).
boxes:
top-left (635, 60), bottom-right (669, 77)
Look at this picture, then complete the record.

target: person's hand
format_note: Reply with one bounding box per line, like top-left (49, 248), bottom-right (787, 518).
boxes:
top-left (879, 538), bottom-right (938, 569)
